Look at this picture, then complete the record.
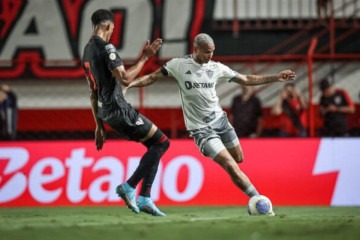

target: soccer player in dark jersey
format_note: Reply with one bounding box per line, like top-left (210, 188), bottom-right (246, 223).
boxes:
top-left (82, 9), bottom-right (169, 216)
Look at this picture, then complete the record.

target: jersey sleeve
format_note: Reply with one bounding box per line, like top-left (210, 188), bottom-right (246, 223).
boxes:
top-left (163, 58), bottom-right (180, 78)
top-left (339, 89), bottom-right (355, 107)
top-left (217, 62), bottom-right (238, 82)
top-left (104, 44), bottom-right (123, 70)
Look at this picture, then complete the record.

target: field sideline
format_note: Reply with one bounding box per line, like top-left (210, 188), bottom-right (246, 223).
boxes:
top-left (1, 206), bottom-right (360, 240)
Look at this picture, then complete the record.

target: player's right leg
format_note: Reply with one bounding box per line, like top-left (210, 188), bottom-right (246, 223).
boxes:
top-left (204, 138), bottom-right (259, 198)
top-left (108, 109), bottom-right (166, 214)
top-left (116, 183), bottom-right (139, 213)
top-left (121, 113), bottom-right (169, 216)
top-left (220, 118), bottom-right (244, 163)
top-left (136, 123), bottom-right (169, 216)
top-left (226, 144), bottom-right (244, 163)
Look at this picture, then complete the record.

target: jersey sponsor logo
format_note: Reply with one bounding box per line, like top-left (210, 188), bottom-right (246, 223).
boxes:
top-left (185, 81), bottom-right (214, 90)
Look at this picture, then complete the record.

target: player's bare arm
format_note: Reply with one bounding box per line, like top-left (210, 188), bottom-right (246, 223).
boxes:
top-left (111, 38), bottom-right (163, 86)
top-left (86, 77), bottom-right (105, 150)
top-left (123, 68), bottom-right (167, 95)
top-left (231, 70), bottom-right (296, 85)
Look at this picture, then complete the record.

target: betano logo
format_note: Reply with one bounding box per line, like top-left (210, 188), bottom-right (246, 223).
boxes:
top-left (313, 138), bottom-right (360, 206)
top-left (0, 148), bottom-right (204, 205)
top-left (1, 139), bottom-right (360, 207)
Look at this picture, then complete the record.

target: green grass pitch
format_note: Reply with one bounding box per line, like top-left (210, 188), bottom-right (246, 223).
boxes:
top-left (1, 206), bottom-right (360, 240)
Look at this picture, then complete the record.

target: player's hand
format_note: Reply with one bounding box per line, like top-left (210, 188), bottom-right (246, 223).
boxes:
top-left (278, 70), bottom-right (296, 82)
top-left (143, 38), bottom-right (163, 58)
top-left (95, 127), bottom-right (106, 151)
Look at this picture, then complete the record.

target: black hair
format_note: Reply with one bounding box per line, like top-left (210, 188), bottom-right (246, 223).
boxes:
top-left (319, 78), bottom-right (330, 91)
top-left (91, 9), bottom-right (114, 26)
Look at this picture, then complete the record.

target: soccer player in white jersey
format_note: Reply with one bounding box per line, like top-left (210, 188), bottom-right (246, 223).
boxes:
top-left (123, 33), bottom-right (296, 214)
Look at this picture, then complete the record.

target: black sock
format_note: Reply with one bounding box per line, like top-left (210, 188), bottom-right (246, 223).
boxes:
top-left (139, 138), bottom-right (169, 196)
top-left (127, 146), bottom-right (158, 188)
top-left (139, 159), bottom-right (160, 197)
top-left (127, 130), bottom-right (170, 190)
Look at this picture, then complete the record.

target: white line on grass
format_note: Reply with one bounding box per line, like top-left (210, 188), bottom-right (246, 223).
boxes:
top-left (72, 216), bottom-right (237, 226)
top-left (189, 216), bottom-right (234, 222)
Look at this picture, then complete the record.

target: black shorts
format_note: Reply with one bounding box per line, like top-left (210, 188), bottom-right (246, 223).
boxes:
top-left (103, 107), bottom-right (153, 141)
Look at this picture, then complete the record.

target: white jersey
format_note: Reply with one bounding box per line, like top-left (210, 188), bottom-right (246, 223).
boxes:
top-left (163, 55), bottom-right (238, 130)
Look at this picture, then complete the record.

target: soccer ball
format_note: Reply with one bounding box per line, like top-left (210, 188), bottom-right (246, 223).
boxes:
top-left (247, 195), bottom-right (274, 216)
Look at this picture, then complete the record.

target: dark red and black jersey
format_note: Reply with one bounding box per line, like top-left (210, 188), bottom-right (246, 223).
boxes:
top-left (231, 94), bottom-right (262, 137)
top-left (320, 89), bottom-right (354, 130)
top-left (82, 36), bottom-right (129, 114)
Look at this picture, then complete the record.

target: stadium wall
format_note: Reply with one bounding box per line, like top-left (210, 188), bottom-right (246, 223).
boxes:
top-left (1, 138), bottom-right (359, 207)
top-left (2, 61), bottom-right (360, 137)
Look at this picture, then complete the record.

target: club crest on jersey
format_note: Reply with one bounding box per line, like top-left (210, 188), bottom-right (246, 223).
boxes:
top-left (109, 53), bottom-right (116, 60)
top-left (135, 117), bottom-right (144, 125)
top-left (206, 70), bottom-right (214, 78)
top-left (334, 96), bottom-right (342, 105)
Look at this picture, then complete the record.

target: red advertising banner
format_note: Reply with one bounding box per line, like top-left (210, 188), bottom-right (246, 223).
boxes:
top-left (1, 139), bottom-right (359, 207)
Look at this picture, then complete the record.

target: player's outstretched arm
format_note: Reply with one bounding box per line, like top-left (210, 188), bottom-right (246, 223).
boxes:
top-left (86, 77), bottom-right (105, 150)
top-left (123, 38), bottom-right (163, 83)
top-left (123, 68), bottom-right (166, 95)
top-left (231, 70), bottom-right (296, 85)
top-left (112, 38), bottom-right (163, 86)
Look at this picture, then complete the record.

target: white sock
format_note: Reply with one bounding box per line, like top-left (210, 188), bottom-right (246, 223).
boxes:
top-left (244, 185), bottom-right (259, 198)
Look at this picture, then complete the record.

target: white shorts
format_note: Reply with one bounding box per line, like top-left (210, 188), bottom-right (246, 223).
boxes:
top-left (189, 113), bottom-right (239, 159)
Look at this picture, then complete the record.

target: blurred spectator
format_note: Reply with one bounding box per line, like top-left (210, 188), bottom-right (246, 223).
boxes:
top-left (0, 84), bottom-right (18, 140)
top-left (229, 85), bottom-right (263, 138)
top-left (271, 83), bottom-right (307, 137)
top-left (318, 78), bottom-right (355, 137)
top-left (317, 0), bottom-right (332, 24)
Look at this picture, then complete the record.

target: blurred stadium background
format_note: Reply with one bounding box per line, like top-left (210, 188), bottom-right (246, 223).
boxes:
top-left (0, 0), bottom-right (359, 140)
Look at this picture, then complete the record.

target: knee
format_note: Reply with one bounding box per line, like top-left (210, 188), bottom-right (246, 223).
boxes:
top-left (144, 129), bottom-right (170, 152)
top-left (219, 158), bottom-right (238, 174)
top-left (233, 152), bottom-right (244, 163)
top-left (160, 139), bottom-right (170, 152)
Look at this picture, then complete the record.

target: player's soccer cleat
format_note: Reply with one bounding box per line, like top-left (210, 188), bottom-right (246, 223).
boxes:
top-left (137, 196), bottom-right (166, 217)
top-left (116, 183), bottom-right (139, 214)
top-left (267, 211), bottom-right (276, 216)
